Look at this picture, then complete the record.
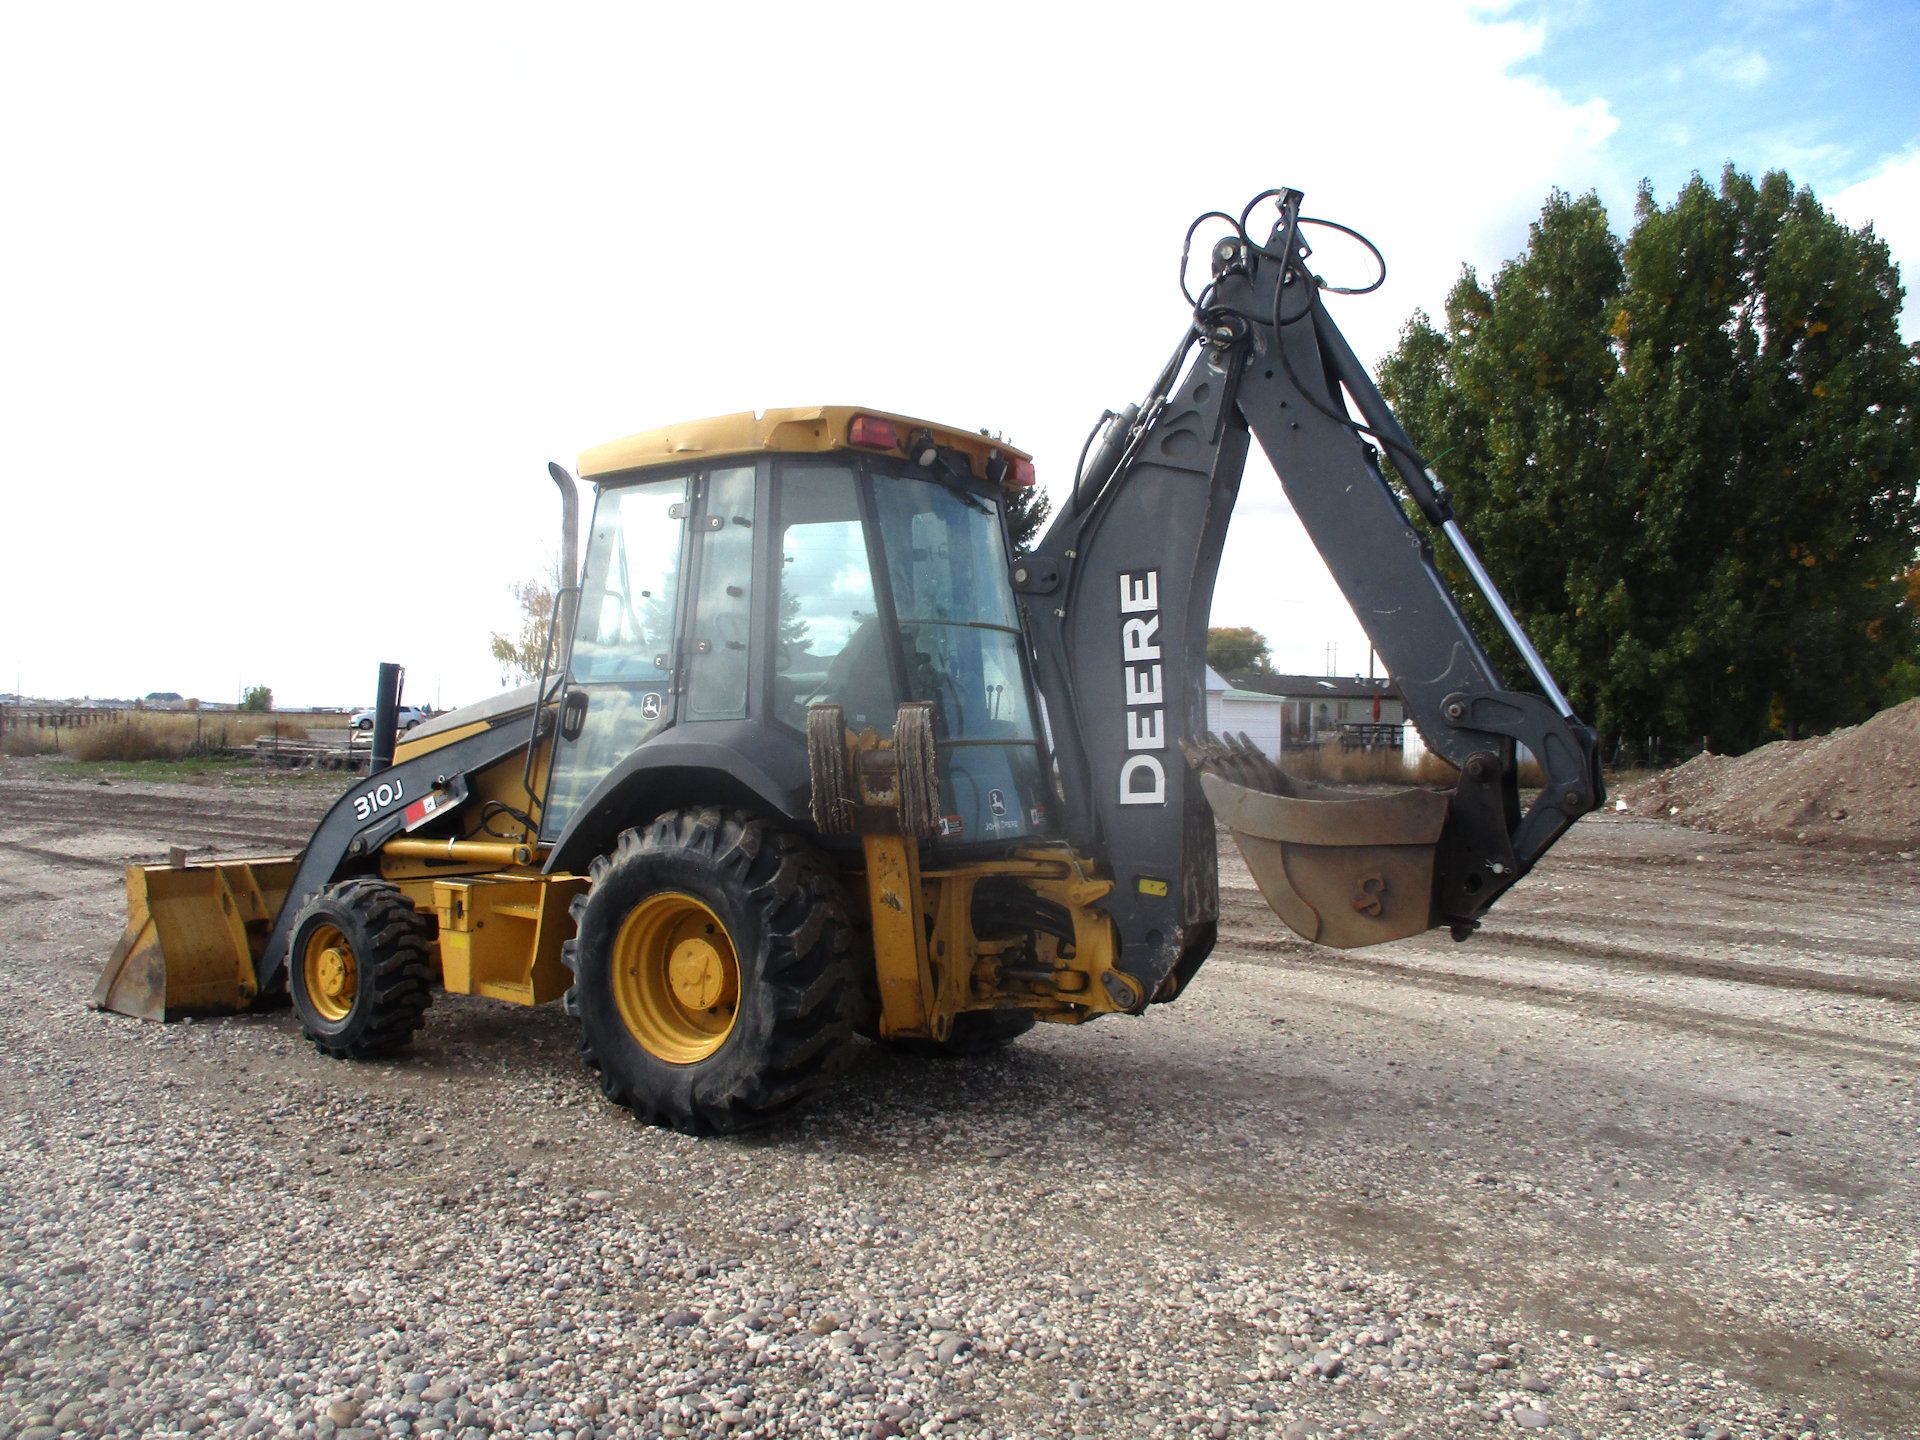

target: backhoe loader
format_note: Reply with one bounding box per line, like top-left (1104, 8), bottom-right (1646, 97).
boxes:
top-left (97, 189), bottom-right (1603, 1133)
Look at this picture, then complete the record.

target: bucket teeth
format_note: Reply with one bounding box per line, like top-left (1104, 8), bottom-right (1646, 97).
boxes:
top-left (1180, 730), bottom-right (1285, 795)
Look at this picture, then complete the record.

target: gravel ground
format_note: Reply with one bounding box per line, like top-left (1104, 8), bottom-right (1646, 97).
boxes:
top-left (0, 763), bottom-right (1915, 1439)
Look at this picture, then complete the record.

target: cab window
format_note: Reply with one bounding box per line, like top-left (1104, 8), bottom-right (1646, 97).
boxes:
top-left (570, 478), bottom-right (685, 685)
top-left (771, 462), bottom-right (897, 733)
top-left (684, 464), bottom-right (755, 721)
top-left (871, 477), bottom-right (1037, 743)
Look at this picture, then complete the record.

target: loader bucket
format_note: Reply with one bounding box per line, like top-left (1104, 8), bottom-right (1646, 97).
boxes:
top-left (1186, 735), bottom-right (1449, 950)
top-left (94, 856), bottom-right (298, 1019)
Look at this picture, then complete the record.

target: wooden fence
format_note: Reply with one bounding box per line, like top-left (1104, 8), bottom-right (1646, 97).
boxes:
top-left (0, 706), bottom-right (128, 737)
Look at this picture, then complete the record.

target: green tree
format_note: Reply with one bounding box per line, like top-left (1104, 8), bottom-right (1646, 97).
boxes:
top-left (240, 684), bottom-right (273, 712)
top-left (1378, 167), bottom-right (1920, 754)
top-left (490, 578), bottom-right (557, 686)
top-left (1207, 626), bottom-right (1273, 676)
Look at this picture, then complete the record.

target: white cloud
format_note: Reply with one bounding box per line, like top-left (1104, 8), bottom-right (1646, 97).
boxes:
top-left (1698, 45), bottom-right (1772, 87)
top-left (1751, 132), bottom-right (1852, 179)
top-left (0, 0), bottom-right (1625, 704)
top-left (1830, 145), bottom-right (1920, 341)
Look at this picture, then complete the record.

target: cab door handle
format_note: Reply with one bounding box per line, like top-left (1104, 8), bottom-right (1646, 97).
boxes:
top-left (560, 689), bottom-right (589, 741)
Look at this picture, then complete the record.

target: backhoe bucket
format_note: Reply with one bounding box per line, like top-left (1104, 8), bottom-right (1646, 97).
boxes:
top-left (94, 856), bottom-right (298, 1020)
top-left (1187, 735), bottom-right (1449, 950)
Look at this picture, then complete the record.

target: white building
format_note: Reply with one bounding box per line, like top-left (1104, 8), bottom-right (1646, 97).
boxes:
top-left (1202, 667), bottom-right (1286, 756)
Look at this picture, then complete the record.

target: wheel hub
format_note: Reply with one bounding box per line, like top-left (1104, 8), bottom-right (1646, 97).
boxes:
top-left (611, 892), bottom-right (741, 1065)
top-left (300, 923), bottom-right (358, 1023)
top-left (315, 947), bottom-right (351, 999)
top-left (667, 938), bottom-right (726, 1010)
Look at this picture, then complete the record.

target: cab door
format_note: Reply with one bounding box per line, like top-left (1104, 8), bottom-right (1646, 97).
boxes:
top-left (541, 475), bottom-right (690, 840)
top-left (540, 463), bottom-right (762, 841)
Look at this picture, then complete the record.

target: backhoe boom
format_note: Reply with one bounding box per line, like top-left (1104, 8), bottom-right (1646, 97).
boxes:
top-left (1018, 189), bottom-right (1603, 998)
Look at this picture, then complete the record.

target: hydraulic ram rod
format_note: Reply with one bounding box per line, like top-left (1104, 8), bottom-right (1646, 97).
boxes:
top-left (1438, 516), bottom-right (1576, 721)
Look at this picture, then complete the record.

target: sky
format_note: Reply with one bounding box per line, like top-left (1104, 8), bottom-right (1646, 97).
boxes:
top-left (3, 1), bottom-right (1915, 708)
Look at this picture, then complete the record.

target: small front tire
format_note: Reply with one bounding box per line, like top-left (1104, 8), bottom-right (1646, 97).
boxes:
top-left (287, 880), bottom-right (436, 1059)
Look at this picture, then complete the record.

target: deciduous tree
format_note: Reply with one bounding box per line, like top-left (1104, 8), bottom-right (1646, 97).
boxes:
top-left (1207, 626), bottom-right (1273, 676)
top-left (1378, 167), bottom-right (1920, 754)
top-left (490, 579), bottom-right (557, 687)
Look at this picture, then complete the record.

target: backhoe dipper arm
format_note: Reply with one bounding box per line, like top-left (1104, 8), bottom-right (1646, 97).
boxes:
top-left (1017, 191), bottom-right (1603, 1004)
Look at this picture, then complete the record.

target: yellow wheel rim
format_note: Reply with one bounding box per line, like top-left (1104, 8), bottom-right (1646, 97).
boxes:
top-left (301, 922), bottom-right (358, 1023)
top-left (612, 892), bottom-right (740, 1064)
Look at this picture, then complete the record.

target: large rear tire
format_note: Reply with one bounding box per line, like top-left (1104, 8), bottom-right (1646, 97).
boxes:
top-left (563, 808), bottom-right (856, 1134)
top-left (287, 880), bottom-right (435, 1059)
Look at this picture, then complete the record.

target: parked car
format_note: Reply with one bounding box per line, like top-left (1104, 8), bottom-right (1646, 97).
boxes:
top-left (349, 706), bottom-right (429, 731)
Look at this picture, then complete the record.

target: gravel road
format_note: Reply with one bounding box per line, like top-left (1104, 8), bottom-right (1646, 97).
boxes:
top-left (1, 763), bottom-right (1915, 1440)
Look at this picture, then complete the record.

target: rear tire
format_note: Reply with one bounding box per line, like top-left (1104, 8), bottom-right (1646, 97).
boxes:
top-left (287, 880), bottom-right (435, 1059)
top-left (563, 808), bottom-right (856, 1134)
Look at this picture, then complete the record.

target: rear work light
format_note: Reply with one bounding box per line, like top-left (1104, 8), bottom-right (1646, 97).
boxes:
top-left (985, 452), bottom-right (1036, 489)
top-left (848, 415), bottom-right (899, 450)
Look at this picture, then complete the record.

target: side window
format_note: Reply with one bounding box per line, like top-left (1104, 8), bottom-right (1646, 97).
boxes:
top-left (773, 463), bottom-right (896, 733)
top-left (685, 465), bottom-right (756, 721)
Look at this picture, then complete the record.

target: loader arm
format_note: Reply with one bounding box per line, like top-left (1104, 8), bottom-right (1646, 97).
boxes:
top-left (1018, 190), bottom-right (1603, 1001)
top-left (254, 718), bottom-right (539, 990)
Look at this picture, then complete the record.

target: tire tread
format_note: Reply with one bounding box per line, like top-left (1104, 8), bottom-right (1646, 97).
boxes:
top-left (289, 880), bottom-right (436, 1060)
top-left (561, 808), bottom-right (855, 1133)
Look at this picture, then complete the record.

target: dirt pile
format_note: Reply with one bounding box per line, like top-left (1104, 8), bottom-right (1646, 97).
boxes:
top-left (1620, 697), bottom-right (1920, 851)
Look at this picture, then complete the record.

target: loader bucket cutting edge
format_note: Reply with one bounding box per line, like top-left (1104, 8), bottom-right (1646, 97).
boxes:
top-left (94, 857), bottom-right (299, 1020)
top-left (1199, 770), bottom-right (1451, 951)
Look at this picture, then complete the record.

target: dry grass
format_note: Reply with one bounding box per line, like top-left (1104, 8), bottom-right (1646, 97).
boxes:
top-left (59, 713), bottom-right (308, 762)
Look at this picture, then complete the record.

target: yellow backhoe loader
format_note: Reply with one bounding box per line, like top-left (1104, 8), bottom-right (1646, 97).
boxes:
top-left (97, 190), bottom-right (1603, 1132)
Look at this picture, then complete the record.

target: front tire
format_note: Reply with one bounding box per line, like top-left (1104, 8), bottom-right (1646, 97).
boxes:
top-left (563, 808), bottom-right (856, 1134)
top-left (287, 880), bottom-right (435, 1058)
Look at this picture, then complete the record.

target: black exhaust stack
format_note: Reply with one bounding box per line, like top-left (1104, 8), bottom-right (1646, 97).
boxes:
top-left (370, 662), bottom-right (405, 773)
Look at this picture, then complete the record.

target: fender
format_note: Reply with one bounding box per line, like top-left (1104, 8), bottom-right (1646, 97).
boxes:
top-left (543, 727), bottom-right (807, 875)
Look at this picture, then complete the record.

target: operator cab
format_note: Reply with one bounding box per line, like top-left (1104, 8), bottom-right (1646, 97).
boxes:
top-left (539, 408), bottom-right (1052, 852)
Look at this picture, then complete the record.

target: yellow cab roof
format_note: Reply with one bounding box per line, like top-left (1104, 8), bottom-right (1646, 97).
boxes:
top-left (577, 405), bottom-right (1031, 487)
